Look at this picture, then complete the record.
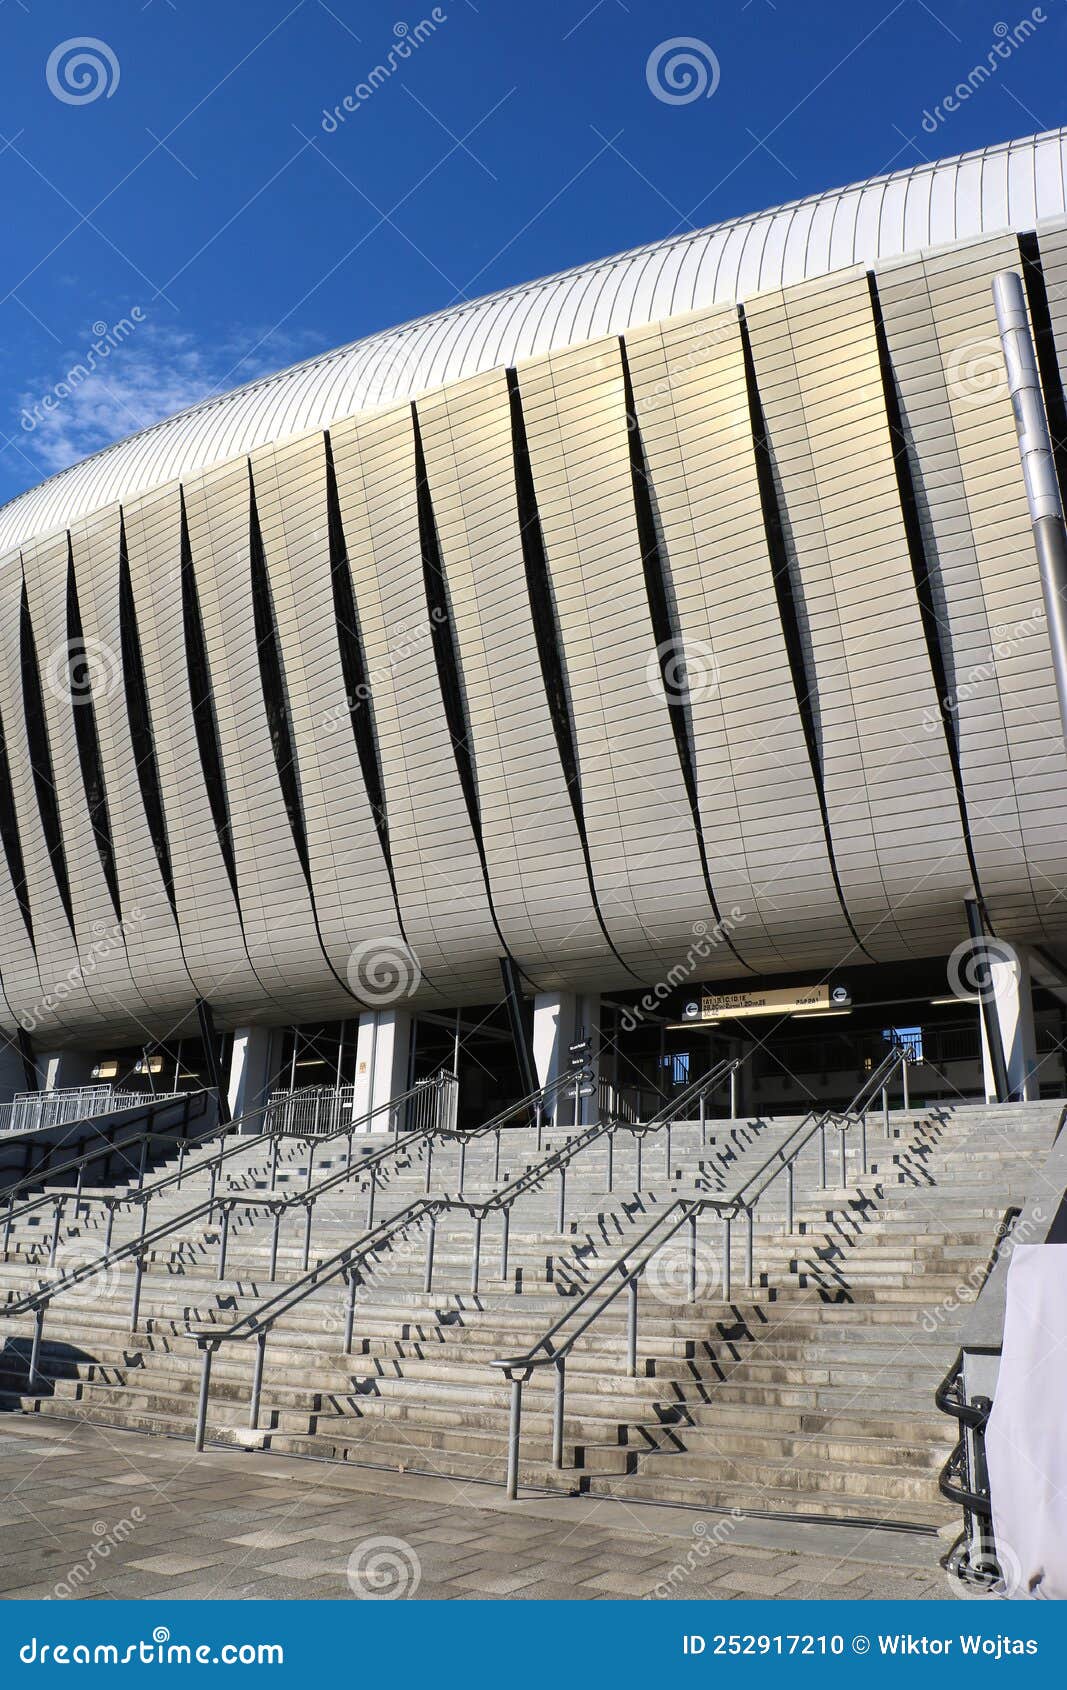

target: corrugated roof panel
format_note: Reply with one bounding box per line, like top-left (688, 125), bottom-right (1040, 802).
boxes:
top-left (1, 126), bottom-right (1063, 558)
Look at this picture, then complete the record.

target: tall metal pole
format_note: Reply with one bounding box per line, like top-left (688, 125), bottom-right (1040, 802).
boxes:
top-left (993, 271), bottom-right (1067, 746)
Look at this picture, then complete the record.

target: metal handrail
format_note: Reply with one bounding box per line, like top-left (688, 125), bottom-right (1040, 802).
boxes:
top-left (490, 1043), bottom-right (910, 1496)
top-left (181, 1054), bottom-right (750, 1450)
top-left (0, 1085), bottom-right (185, 1136)
top-left (0, 1089), bottom-right (214, 1205)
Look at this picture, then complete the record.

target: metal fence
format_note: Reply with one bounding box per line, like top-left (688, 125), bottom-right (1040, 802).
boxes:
top-left (0, 1086), bottom-right (182, 1136)
top-left (264, 1072), bottom-right (458, 1138)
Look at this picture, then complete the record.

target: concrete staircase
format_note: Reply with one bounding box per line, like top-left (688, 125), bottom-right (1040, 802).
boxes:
top-left (0, 1099), bottom-right (1059, 1529)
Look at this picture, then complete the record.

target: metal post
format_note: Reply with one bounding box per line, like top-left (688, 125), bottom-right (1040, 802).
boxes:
top-left (627, 1276), bottom-right (638, 1376)
top-left (499, 1207), bottom-right (511, 1282)
top-left (557, 1166), bottom-right (566, 1234)
top-left (860, 1112), bottom-right (868, 1176)
top-left (305, 1142), bottom-right (316, 1192)
top-left (194, 1346), bottom-right (213, 1452)
top-left (552, 1356), bottom-right (566, 1468)
top-left (28, 1304), bottom-right (45, 1387)
top-left (130, 1257), bottom-right (144, 1331)
top-left (75, 1163), bottom-right (85, 1206)
top-left (606, 1129), bottom-right (614, 1193)
top-left (424, 1214), bottom-right (436, 1293)
top-left (269, 1136), bottom-right (280, 1193)
top-left (699, 1090), bottom-right (706, 1147)
top-left (818, 1123), bottom-right (827, 1188)
top-left (493, 1129), bottom-right (501, 1184)
top-left (470, 1214), bottom-right (483, 1296)
top-left (248, 1329), bottom-right (267, 1430)
top-left (269, 1209), bottom-right (281, 1280)
top-left (730, 1065), bottom-right (738, 1119)
top-left (688, 1211), bottom-right (698, 1301)
top-left (993, 269), bottom-right (1067, 747)
top-left (424, 1139), bottom-right (433, 1195)
top-left (745, 1208), bottom-right (754, 1288)
top-left (365, 1169), bottom-right (376, 1230)
top-left (104, 1205), bottom-right (116, 1255)
top-left (535, 1102), bottom-right (543, 1153)
top-left (137, 1137), bottom-right (149, 1191)
top-left (882, 1085), bottom-right (889, 1137)
top-left (301, 1204), bottom-right (313, 1272)
top-left (636, 1135), bottom-right (643, 1190)
top-left (208, 1164), bottom-right (217, 1223)
top-left (505, 1376), bottom-right (523, 1500)
top-left (902, 1060), bottom-right (910, 1112)
top-left (665, 1121), bottom-right (672, 1179)
top-left (723, 1215), bottom-right (732, 1301)
top-left (839, 1126), bottom-right (847, 1189)
top-left (786, 1160), bottom-right (795, 1234)
top-left (458, 1137), bottom-right (467, 1191)
top-left (3, 1197), bottom-right (13, 1260)
top-left (48, 1202), bottom-right (62, 1269)
top-left (217, 1206), bottom-right (230, 1280)
top-left (344, 1268), bottom-right (358, 1354)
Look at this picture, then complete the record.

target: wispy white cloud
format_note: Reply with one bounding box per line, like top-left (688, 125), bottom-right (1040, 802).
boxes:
top-left (10, 317), bottom-right (328, 479)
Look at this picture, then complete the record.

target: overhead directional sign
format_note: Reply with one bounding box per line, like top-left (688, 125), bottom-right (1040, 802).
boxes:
top-left (683, 984), bottom-right (850, 1019)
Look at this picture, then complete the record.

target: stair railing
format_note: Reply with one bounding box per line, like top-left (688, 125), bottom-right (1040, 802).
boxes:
top-left (182, 1055), bottom-right (750, 1451)
top-left (490, 1043), bottom-right (912, 1498)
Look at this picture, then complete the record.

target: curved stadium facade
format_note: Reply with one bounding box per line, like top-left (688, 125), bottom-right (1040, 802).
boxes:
top-left (3, 127), bottom-right (1067, 1112)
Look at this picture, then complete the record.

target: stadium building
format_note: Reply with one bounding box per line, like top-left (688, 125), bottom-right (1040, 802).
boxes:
top-left (4, 125), bottom-right (1067, 1126)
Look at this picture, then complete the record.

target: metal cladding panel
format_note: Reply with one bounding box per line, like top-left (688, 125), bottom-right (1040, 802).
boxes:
top-left (768, 269), bottom-right (972, 954)
top-left (20, 528), bottom-right (150, 1038)
top-left (624, 307), bottom-right (857, 970)
top-left (517, 336), bottom-right (735, 980)
top-left (246, 432), bottom-right (417, 1000)
top-left (181, 458), bottom-right (354, 1017)
top-left (120, 482), bottom-right (272, 1023)
top-left (68, 509), bottom-right (194, 1029)
top-left (0, 550), bottom-right (97, 1040)
top-left (416, 367), bottom-right (627, 992)
top-left (3, 129), bottom-right (1067, 559)
top-left (329, 406), bottom-right (505, 1003)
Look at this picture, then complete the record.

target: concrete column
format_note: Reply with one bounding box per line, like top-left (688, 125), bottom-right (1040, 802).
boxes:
top-left (979, 945), bottom-right (1038, 1103)
top-left (227, 1027), bottom-right (278, 1125)
top-left (37, 1050), bottom-right (95, 1092)
top-left (352, 1010), bottom-right (412, 1128)
top-left (533, 992), bottom-right (600, 1124)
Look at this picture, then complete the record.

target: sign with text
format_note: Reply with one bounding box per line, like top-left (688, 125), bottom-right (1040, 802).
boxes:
top-left (686, 984), bottom-right (850, 1019)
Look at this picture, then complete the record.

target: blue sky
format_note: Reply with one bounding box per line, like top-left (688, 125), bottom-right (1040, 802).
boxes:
top-left (1, 0), bottom-right (1064, 506)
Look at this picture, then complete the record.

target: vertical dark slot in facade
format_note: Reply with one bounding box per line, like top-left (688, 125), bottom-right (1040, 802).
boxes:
top-left (65, 542), bottom-right (122, 920)
top-left (412, 405), bottom-right (521, 971)
top-left (867, 272), bottom-right (985, 909)
top-left (324, 433), bottom-right (391, 859)
top-left (618, 340), bottom-right (749, 971)
top-left (0, 705), bottom-right (34, 946)
top-left (737, 304), bottom-right (870, 957)
top-left (506, 366), bottom-right (637, 979)
top-left (180, 487), bottom-right (242, 911)
top-left (19, 580), bottom-right (76, 934)
top-left (1018, 232), bottom-right (1067, 512)
top-left (247, 463), bottom-right (313, 891)
top-left (118, 514), bottom-right (177, 917)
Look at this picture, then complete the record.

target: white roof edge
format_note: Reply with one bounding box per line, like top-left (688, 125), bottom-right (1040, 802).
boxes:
top-left (2, 125), bottom-right (1063, 556)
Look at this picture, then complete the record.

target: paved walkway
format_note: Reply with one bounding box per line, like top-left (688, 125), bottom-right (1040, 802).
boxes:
top-left (0, 1415), bottom-right (950, 1601)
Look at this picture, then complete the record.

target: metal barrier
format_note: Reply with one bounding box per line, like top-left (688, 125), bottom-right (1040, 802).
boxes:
top-left (491, 1043), bottom-right (911, 1497)
top-left (0, 1086), bottom-right (183, 1135)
